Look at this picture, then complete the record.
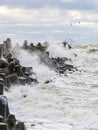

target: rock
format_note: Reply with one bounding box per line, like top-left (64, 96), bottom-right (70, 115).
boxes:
top-left (15, 121), bottom-right (27, 130)
top-left (0, 96), bottom-right (10, 118)
top-left (23, 40), bottom-right (28, 49)
top-left (0, 38), bottom-right (34, 130)
top-left (3, 38), bottom-right (12, 56)
top-left (7, 59), bottom-right (21, 75)
top-left (22, 67), bottom-right (33, 76)
top-left (31, 123), bottom-right (36, 126)
top-left (7, 114), bottom-right (16, 130)
top-left (5, 74), bottom-right (18, 87)
top-left (3, 68), bottom-right (10, 76)
top-left (18, 77), bottom-right (26, 85)
top-left (0, 44), bottom-right (4, 58)
top-left (22, 40), bottom-right (47, 53)
top-left (62, 41), bottom-right (72, 49)
top-left (28, 43), bottom-right (35, 51)
top-left (36, 42), bottom-right (47, 52)
top-left (0, 123), bottom-right (8, 130)
top-left (50, 57), bottom-right (77, 74)
top-left (4, 53), bottom-right (12, 60)
top-left (0, 115), bottom-right (4, 122)
top-left (0, 77), bottom-right (4, 85)
top-left (0, 59), bottom-right (8, 68)
top-left (0, 73), bottom-right (6, 87)
top-left (7, 114), bottom-right (27, 130)
top-left (0, 73), bottom-right (5, 80)
top-left (0, 78), bottom-right (4, 95)
top-left (6, 38), bottom-right (12, 49)
top-left (44, 79), bottom-right (52, 84)
top-left (14, 65), bottom-right (24, 76)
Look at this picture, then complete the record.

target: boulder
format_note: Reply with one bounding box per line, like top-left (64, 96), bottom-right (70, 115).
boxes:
top-left (4, 53), bottom-right (12, 60)
top-left (22, 67), bottom-right (33, 76)
top-left (0, 123), bottom-right (8, 130)
top-left (5, 74), bottom-right (18, 88)
top-left (7, 114), bottom-right (27, 130)
top-left (28, 43), bottom-right (35, 51)
top-left (62, 41), bottom-right (72, 49)
top-left (0, 44), bottom-right (4, 58)
top-left (0, 59), bottom-right (8, 68)
top-left (0, 115), bottom-right (4, 122)
top-left (3, 38), bottom-right (12, 56)
top-left (15, 121), bottom-right (27, 130)
top-left (0, 78), bottom-right (4, 95)
top-left (0, 96), bottom-right (10, 118)
top-left (23, 40), bottom-right (28, 49)
top-left (18, 77), bottom-right (26, 85)
top-left (7, 114), bottom-right (16, 130)
top-left (50, 57), bottom-right (77, 74)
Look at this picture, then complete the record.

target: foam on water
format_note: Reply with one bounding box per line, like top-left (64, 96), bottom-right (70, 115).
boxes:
top-left (5, 43), bottom-right (98, 130)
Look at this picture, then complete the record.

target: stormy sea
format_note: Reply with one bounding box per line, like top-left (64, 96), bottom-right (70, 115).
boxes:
top-left (5, 41), bottom-right (98, 130)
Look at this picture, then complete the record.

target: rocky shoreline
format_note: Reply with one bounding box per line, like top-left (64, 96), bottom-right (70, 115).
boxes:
top-left (0, 38), bottom-right (78, 88)
top-left (0, 38), bottom-right (78, 130)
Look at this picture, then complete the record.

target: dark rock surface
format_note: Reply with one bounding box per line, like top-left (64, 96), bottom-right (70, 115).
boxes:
top-left (0, 38), bottom-right (38, 88)
top-left (22, 40), bottom-right (78, 76)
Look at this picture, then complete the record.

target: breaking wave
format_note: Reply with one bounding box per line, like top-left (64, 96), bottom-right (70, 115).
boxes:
top-left (5, 42), bottom-right (98, 130)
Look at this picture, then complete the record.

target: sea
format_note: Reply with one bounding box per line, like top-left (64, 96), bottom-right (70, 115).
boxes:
top-left (5, 42), bottom-right (98, 130)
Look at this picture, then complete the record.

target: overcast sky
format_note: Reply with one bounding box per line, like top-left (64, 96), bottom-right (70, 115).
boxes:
top-left (0, 0), bottom-right (98, 44)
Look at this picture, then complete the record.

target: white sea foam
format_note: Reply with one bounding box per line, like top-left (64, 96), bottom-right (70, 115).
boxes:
top-left (5, 43), bottom-right (98, 130)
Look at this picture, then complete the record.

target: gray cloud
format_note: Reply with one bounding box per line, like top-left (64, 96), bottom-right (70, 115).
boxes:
top-left (0, 0), bottom-right (97, 11)
top-left (0, 0), bottom-right (98, 43)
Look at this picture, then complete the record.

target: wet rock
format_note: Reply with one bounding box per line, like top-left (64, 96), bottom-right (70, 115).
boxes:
top-left (50, 57), bottom-right (77, 74)
top-left (23, 40), bottom-right (28, 49)
top-left (0, 73), bottom-right (6, 87)
top-left (62, 41), bottom-right (72, 49)
top-left (0, 123), bottom-right (8, 130)
top-left (0, 39), bottom-right (29, 130)
top-left (0, 96), bottom-right (10, 118)
top-left (0, 115), bottom-right (4, 122)
top-left (22, 67), bottom-right (33, 76)
top-left (0, 78), bottom-right (4, 95)
top-left (36, 42), bottom-right (45, 52)
top-left (31, 123), bottom-right (36, 126)
top-left (5, 74), bottom-right (18, 87)
top-left (0, 44), bottom-right (4, 58)
top-left (44, 79), bottom-right (52, 84)
top-left (0, 59), bottom-right (8, 68)
top-left (18, 77), bottom-right (26, 85)
top-left (3, 38), bottom-right (12, 57)
top-left (6, 38), bottom-right (12, 49)
top-left (4, 53), bottom-right (12, 60)
top-left (7, 114), bottom-right (27, 130)
top-left (28, 43), bottom-right (35, 51)
top-left (88, 48), bottom-right (98, 53)
top-left (15, 121), bottom-right (27, 130)
top-left (22, 41), bottom-right (47, 52)
top-left (7, 114), bottom-right (16, 130)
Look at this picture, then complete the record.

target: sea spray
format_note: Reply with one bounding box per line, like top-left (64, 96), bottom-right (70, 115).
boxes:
top-left (5, 42), bottom-right (98, 130)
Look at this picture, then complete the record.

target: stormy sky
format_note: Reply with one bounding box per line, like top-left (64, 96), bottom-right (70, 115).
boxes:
top-left (0, 0), bottom-right (98, 44)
